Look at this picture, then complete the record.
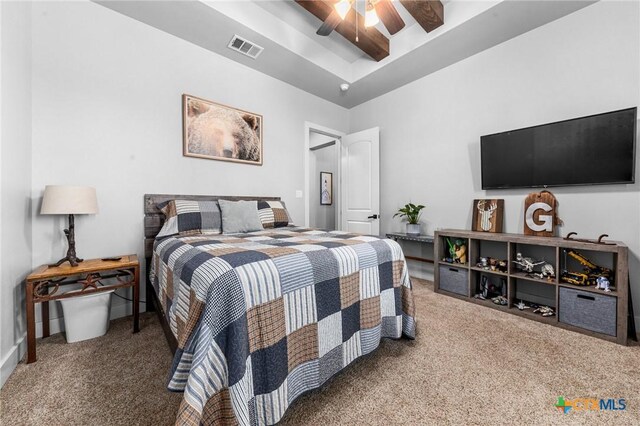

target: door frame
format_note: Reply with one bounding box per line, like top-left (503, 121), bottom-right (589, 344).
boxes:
top-left (304, 122), bottom-right (346, 229)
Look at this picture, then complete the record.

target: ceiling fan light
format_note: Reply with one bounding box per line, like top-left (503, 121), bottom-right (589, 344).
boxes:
top-left (335, 0), bottom-right (351, 20)
top-left (364, 8), bottom-right (379, 27)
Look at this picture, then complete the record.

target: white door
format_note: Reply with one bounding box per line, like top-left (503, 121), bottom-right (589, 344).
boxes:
top-left (341, 127), bottom-right (380, 235)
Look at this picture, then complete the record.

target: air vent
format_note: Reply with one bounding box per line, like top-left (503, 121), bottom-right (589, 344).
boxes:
top-left (228, 35), bottom-right (264, 59)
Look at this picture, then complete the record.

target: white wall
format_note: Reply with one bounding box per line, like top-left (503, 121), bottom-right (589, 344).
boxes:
top-left (28, 1), bottom-right (348, 338)
top-left (2, 0), bottom-right (639, 387)
top-left (350, 1), bottom-right (640, 317)
top-left (0, 0), bottom-right (33, 387)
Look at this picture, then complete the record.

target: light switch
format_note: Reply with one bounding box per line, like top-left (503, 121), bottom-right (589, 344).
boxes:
top-left (295, 190), bottom-right (303, 198)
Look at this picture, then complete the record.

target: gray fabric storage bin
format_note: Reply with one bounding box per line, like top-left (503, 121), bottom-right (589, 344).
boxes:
top-left (559, 287), bottom-right (617, 336)
top-left (439, 265), bottom-right (468, 296)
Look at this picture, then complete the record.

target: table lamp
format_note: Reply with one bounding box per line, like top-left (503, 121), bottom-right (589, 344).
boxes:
top-left (40, 185), bottom-right (98, 267)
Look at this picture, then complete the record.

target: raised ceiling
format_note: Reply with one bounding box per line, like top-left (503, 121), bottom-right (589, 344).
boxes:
top-left (96, 1), bottom-right (596, 108)
top-left (294, 0), bottom-right (445, 62)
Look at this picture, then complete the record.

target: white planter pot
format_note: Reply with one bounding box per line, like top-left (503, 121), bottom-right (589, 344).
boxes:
top-left (406, 224), bottom-right (420, 235)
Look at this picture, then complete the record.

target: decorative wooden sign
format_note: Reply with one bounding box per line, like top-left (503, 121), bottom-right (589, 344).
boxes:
top-left (524, 190), bottom-right (562, 236)
top-left (472, 199), bottom-right (504, 233)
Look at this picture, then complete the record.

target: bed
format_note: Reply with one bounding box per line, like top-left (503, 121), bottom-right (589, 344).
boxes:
top-left (144, 194), bottom-right (416, 426)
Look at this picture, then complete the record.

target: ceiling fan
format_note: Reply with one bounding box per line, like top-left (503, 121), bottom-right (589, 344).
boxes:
top-left (317, 0), bottom-right (405, 36)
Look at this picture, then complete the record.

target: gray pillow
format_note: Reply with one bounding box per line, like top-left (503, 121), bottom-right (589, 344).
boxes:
top-left (218, 199), bottom-right (264, 234)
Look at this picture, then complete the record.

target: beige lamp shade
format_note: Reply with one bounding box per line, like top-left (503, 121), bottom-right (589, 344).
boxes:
top-left (40, 185), bottom-right (99, 215)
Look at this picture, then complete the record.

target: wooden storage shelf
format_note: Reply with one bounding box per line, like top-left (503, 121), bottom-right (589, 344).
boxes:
top-left (511, 272), bottom-right (557, 285)
top-left (434, 229), bottom-right (632, 345)
top-left (470, 296), bottom-right (509, 312)
top-left (557, 282), bottom-right (618, 296)
top-left (510, 307), bottom-right (558, 325)
top-left (438, 261), bottom-right (468, 267)
top-left (470, 266), bottom-right (508, 277)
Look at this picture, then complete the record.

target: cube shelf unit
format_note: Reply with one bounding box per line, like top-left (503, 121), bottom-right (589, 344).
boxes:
top-left (434, 229), bottom-right (632, 345)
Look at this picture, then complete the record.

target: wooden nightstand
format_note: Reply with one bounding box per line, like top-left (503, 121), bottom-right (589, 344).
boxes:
top-left (25, 255), bottom-right (140, 363)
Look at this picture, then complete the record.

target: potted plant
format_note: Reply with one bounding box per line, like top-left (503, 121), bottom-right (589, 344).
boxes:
top-left (394, 202), bottom-right (425, 235)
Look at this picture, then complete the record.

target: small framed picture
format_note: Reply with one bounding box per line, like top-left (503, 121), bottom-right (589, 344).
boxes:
top-left (320, 172), bottom-right (333, 205)
top-left (472, 199), bottom-right (504, 232)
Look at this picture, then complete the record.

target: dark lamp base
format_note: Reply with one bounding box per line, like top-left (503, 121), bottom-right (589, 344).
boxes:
top-left (47, 213), bottom-right (84, 268)
top-left (49, 255), bottom-right (84, 268)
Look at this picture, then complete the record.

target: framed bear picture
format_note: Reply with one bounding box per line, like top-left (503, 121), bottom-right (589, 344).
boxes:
top-left (182, 94), bottom-right (263, 165)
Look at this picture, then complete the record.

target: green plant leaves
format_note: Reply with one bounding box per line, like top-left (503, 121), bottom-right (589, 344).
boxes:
top-left (394, 202), bottom-right (425, 225)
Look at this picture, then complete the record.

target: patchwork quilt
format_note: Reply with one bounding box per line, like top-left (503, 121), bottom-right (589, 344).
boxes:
top-left (150, 227), bottom-right (416, 426)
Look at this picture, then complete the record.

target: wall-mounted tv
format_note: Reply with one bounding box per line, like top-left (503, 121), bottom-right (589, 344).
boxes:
top-left (481, 107), bottom-right (637, 190)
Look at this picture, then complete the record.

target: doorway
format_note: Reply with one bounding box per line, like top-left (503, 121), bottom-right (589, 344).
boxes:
top-left (304, 123), bottom-right (380, 234)
top-left (306, 126), bottom-right (342, 230)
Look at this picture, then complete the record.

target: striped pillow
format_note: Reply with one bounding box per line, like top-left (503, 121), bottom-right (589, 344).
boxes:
top-left (257, 200), bottom-right (291, 228)
top-left (157, 199), bottom-right (222, 237)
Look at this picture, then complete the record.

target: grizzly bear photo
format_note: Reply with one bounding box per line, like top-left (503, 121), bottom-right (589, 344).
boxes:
top-left (183, 95), bottom-right (262, 165)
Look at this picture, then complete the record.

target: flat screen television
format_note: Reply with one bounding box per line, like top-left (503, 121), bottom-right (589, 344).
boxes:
top-left (481, 107), bottom-right (637, 189)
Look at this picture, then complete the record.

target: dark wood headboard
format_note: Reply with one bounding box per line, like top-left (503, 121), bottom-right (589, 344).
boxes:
top-left (143, 193), bottom-right (281, 260)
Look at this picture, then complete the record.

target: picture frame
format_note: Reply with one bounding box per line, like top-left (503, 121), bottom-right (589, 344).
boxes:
top-left (472, 199), bottom-right (504, 233)
top-left (320, 172), bottom-right (333, 205)
top-left (182, 94), bottom-right (263, 165)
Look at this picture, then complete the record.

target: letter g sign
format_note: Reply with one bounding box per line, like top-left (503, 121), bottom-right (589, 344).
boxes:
top-left (525, 202), bottom-right (553, 232)
top-left (523, 191), bottom-right (560, 237)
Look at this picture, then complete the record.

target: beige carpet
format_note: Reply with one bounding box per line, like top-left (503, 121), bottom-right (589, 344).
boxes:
top-left (1, 279), bottom-right (638, 425)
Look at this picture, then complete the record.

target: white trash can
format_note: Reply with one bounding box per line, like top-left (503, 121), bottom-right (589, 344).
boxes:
top-left (59, 290), bottom-right (115, 343)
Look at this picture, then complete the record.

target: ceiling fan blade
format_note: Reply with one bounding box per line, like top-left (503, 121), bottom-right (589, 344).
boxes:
top-left (316, 9), bottom-right (342, 36)
top-left (374, 0), bottom-right (405, 35)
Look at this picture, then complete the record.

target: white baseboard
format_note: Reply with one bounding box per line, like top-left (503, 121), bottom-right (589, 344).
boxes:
top-left (0, 301), bottom-right (142, 389)
top-left (0, 335), bottom-right (26, 388)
